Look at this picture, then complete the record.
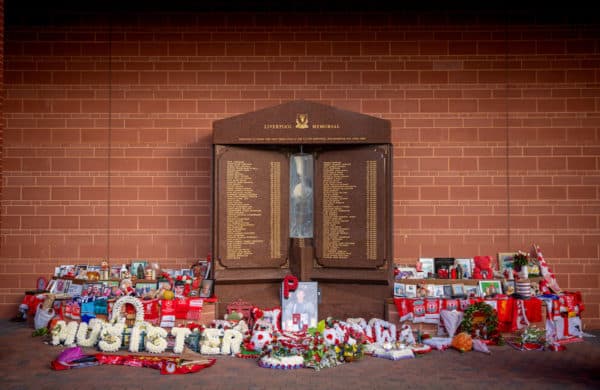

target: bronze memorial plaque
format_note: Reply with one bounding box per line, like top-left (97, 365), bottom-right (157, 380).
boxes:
top-left (314, 146), bottom-right (388, 269)
top-left (214, 145), bottom-right (290, 270)
top-left (213, 101), bottom-right (393, 317)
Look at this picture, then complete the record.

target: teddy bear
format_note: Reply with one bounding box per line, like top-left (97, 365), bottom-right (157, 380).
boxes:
top-left (472, 256), bottom-right (494, 280)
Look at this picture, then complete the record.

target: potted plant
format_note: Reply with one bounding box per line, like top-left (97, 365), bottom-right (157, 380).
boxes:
top-left (513, 251), bottom-right (529, 279)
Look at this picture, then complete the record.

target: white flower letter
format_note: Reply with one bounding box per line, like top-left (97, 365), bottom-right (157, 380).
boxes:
top-left (51, 320), bottom-right (79, 346)
top-left (76, 318), bottom-right (104, 347)
top-left (98, 322), bottom-right (125, 352)
top-left (171, 327), bottom-right (191, 354)
top-left (221, 329), bottom-right (243, 355)
top-left (200, 328), bottom-right (222, 355)
top-left (145, 326), bottom-right (168, 354)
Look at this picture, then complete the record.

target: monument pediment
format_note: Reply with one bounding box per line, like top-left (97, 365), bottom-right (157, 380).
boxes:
top-left (213, 100), bottom-right (390, 144)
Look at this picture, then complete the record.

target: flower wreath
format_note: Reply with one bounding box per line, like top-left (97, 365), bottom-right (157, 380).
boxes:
top-left (459, 302), bottom-right (499, 339)
top-left (112, 296), bottom-right (144, 324)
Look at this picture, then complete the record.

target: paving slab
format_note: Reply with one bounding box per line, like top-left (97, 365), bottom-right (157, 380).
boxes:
top-left (1, 320), bottom-right (599, 390)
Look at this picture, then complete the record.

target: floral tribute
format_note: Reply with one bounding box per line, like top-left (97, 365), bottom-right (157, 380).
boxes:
top-left (459, 302), bottom-right (502, 344)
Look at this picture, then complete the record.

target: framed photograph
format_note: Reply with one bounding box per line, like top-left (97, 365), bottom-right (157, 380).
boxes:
top-left (528, 263), bottom-right (541, 277)
top-left (135, 281), bottom-right (157, 298)
top-left (434, 285), bottom-right (445, 298)
top-left (393, 283), bottom-right (406, 297)
top-left (451, 284), bottom-right (465, 297)
top-left (397, 267), bottom-right (418, 279)
top-left (66, 282), bottom-right (83, 297)
top-left (442, 285), bottom-right (453, 297)
top-left (102, 280), bottom-right (120, 297)
top-left (478, 280), bottom-right (502, 297)
top-left (75, 265), bottom-right (88, 278)
top-left (46, 279), bottom-right (56, 293)
top-left (110, 266), bottom-right (121, 279)
top-left (454, 258), bottom-right (473, 279)
top-left (418, 258), bottom-right (435, 277)
top-left (405, 284), bottom-right (417, 298)
top-left (52, 278), bottom-right (71, 294)
top-left (503, 280), bottom-right (516, 295)
top-left (425, 284), bottom-right (437, 297)
top-left (434, 258), bottom-right (455, 278)
top-left (82, 282), bottom-right (103, 300)
top-left (181, 268), bottom-right (193, 278)
top-left (199, 279), bottom-right (214, 298)
top-left (465, 285), bottom-right (478, 297)
top-left (192, 260), bottom-right (210, 280)
top-left (281, 282), bottom-right (318, 332)
top-left (130, 261), bottom-right (148, 279)
top-left (498, 252), bottom-right (517, 272)
top-left (59, 265), bottom-right (75, 277)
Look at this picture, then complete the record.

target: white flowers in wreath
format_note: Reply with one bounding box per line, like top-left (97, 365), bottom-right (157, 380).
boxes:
top-left (76, 318), bottom-right (104, 347)
top-left (171, 327), bottom-right (191, 354)
top-left (51, 320), bottom-right (78, 346)
top-left (129, 321), bottom-right (152, 353)
top-left (98, 322), bottom-right (125, 352)
top-left (111, 296), bottom-right (145, 324)
top-left (145, 326), bottom-right (168, 354)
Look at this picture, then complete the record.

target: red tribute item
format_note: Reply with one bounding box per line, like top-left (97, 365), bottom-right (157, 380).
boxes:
top-left (95, 353), bottom-right (216, 375)
top-left (282, 274), bottom-right (299, 299)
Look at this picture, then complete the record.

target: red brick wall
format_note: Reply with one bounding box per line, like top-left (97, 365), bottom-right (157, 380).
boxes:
top-left (0, 0), bottom-right (3, 283)
top-left (2, 8), bottom-right (599, 327)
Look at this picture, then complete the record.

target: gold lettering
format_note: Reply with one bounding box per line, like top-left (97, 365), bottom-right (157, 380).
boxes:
top-left (270, 162), bottom-right (281, 259)
top-left (263, 124), bottom-right (292, 129)
top-left (366, 160), bottom-right (377, 260)
top-left (225, 161), bottom-right (264, 260)
top-left (311, 124), bottom-right (340, 129)
top-left (322, 161), bottom-right (357, 259)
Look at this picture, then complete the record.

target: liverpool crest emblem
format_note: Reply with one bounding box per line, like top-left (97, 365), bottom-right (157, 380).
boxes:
top-left (295, 113), bottom-right (309, 129)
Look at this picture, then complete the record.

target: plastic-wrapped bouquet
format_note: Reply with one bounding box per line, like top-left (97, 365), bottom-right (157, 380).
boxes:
top-left (507, 325), bottom-right (546, 351)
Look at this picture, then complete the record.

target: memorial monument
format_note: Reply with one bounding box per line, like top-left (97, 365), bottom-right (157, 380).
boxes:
top-left (212, 101), bottom-right (393, 319)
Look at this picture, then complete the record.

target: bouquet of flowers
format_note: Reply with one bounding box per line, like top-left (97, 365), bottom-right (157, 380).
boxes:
top-left (506, 325), bottom-right (546, 351)
top-left (513, 251), bottom-right (529, 271)
top-left (303, 320), bottom-right (342, 370)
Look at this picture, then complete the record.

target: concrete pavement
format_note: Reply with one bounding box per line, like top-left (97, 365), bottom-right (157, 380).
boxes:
top-left (1, 319), bottom-right (599, 390)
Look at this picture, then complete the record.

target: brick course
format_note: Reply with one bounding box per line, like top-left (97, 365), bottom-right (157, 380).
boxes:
top-left (1, 6), bottom-right (599, 327)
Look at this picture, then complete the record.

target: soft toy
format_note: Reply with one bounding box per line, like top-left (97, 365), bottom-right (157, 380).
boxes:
top-left (472, 256), bottom-right (494, 280)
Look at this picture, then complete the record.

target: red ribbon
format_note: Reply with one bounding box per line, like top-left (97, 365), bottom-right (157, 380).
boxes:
top-left (282, 274), bottom-right (299, 299)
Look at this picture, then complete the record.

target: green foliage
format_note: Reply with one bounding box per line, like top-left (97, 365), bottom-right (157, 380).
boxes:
top-left (516, 326), bottom-right (546, 345)
top-left (460, 302), bottom-right (500, 342)
top-left (32, 327), bottom-right (48, 337)
top-left (513, 250), bottom-right (529, 267)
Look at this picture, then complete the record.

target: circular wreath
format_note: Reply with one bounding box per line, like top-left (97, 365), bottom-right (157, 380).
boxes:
top-left (112, 296), bottom-right (144, 324)
top-left (460, 302), bottom-right (499, 338)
